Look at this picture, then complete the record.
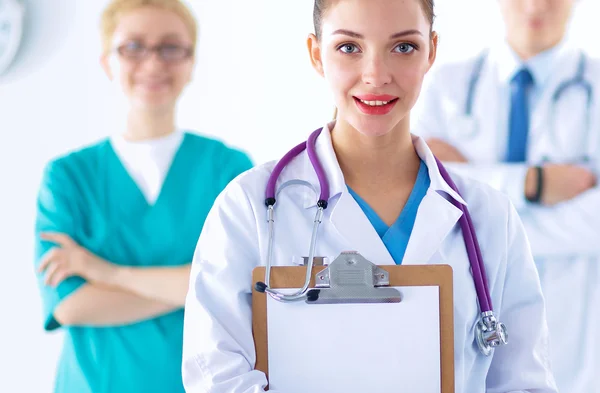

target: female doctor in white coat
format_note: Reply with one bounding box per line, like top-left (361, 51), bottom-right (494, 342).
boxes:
top-left (412, 1), bottom-right (600, 392)
top-left (182, 0), bottom-right (557, 392)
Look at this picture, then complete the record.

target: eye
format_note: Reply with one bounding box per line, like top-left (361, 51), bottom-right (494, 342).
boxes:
top-left (117, 41), bottom-right (145, 58)
top-left (159, 44), bottom-right (191, 61)
top-left (160, 44), bottom-right (183, 55)
top-left (394, 43), bottom-right (416, 54)
top-left (125, 41), bottom-right (144, 51)
top-left (338, 43), bottom-right (360, 54)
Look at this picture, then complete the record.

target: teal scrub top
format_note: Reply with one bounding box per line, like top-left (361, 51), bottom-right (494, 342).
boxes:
top-left (348, 161), bottom-right (430, 264)
top-left (34, 132), bottom-right (253, 393)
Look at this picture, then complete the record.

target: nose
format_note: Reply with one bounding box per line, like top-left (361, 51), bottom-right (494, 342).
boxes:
top-left (139, 51), bottom-right (168, 71)
top-left (361, 53), bottom-right (392, 87)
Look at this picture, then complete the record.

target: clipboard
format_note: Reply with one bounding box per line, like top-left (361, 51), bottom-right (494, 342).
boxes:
top-left (252, 251), bottom-right (455, 392)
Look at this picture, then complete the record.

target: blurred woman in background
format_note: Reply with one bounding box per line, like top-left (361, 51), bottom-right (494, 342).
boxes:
top-left (33, 1), bottom-right (253, 392)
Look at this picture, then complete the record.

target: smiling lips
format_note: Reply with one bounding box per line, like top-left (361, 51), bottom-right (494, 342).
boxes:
top-left (136, 78), bottom-right (170, 91)
top-left (527, 18), bottom-right (545, 29)
top-left (353, 94), bottom-right (399, 115)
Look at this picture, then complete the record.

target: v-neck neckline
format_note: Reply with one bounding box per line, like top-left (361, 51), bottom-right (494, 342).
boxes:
top-left (348, 161), bottom-right (428, 238)
top-left (106, 132), bottom-right (189, 208)
top-left (386, 161), bottom-right (428, 237)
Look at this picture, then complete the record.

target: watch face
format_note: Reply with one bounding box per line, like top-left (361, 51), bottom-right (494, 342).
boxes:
top-left (0, 0), bottom-right (24, 74)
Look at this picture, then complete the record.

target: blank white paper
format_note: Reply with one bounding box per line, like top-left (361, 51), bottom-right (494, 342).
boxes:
top-left (266, 286), bottom-right (441, 393)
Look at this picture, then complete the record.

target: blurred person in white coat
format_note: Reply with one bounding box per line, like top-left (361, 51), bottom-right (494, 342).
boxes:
top-left (412, 1), bottom-right (600, 392)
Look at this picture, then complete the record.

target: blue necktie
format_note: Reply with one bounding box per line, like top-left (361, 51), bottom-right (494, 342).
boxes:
top-left (506, 68), bottom-right (534, 162)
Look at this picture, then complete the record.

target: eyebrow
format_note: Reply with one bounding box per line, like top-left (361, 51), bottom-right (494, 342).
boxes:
top-left (161, 33), bottom-right (185, 40)
top-left (332, 29), bottom-right (423, 39)
top-left (123, 33), bottom-right (185, 41)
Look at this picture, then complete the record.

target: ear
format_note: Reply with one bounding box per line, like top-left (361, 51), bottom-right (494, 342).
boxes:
top-left (307, 33), bottom-right (324, 77)
top-left (100, 54), bottom-right (113, 80)
top-left (426, 31), bottom-right (439, 73)
top-left (184, 57), bottom-right (195, 85)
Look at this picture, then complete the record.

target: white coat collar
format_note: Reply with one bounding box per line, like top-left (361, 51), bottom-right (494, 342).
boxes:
top-left (302, 122), bottom-right (467, 209)
top-left (490, 37), bottom-right (576, 88)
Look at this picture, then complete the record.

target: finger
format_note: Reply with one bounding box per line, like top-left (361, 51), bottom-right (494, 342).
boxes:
top-left (50, 269), bottom-right (71, 288)
top-left (44, 260), bottom-right (64, 286)
top-left (38, 248), bottom-right (60, 273)
top-left (40, 232), bottom-right (75, 248)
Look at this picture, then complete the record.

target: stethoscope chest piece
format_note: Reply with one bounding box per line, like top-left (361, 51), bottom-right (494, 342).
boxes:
top-left (475, 311), bottom-right (509, 356)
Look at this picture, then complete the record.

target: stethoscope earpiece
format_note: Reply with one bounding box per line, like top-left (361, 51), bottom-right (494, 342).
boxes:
top-left (255, 282), bottom-right (268, 293)
top-left (306, 289), bottom-right (320, 302)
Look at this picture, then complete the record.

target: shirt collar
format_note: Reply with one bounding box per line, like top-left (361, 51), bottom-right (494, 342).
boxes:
top-left (493, 37), bottom-right (569, 87)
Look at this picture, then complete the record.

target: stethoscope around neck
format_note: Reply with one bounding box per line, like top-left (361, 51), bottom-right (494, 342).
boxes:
top-left (466, 50), bottom-right (594, 162)
top-left (255, 127), bottom-right (508, 356)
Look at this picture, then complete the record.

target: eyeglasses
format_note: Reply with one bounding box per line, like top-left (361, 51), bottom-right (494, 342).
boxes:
top-left (115, 41), bottom-right (193, 63)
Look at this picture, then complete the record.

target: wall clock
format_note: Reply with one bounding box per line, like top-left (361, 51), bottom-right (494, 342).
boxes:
top-left (0, 0), bottom-right (24, 75)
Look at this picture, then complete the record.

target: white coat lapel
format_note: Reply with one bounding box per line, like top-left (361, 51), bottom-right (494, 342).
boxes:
top-left (403, 136), bottom-right (466, 265)
top-left (402, 189), bottom-right (463, 265)
top-left (329, 191), bottom-right (396, 266)
top-left (473, 52), bottom-right (503, 158)
top-left (530, 46), bottom-right (579, 142)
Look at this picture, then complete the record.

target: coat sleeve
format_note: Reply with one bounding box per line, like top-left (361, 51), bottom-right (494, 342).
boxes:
top-left (485, 200), bottom-right (558, 393)
top-left (181, 178), bottom-right (285, 393)
top-left (412, 64), bottom-right (531, 210)
top-left (516, 101), bottom-right (600, 258)
top-left (441, 163), bottom-right (530, 210)
top-left (517, 184), bottom-right (600, 258)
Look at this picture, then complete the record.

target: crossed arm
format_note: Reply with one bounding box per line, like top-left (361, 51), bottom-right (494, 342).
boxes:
top-left (427, 138), bottom-right (600, 257)
top-left (38, 232), bottom-right (191, 328)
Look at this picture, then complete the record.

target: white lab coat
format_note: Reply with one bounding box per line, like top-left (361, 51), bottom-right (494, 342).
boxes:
top-left (182, 124), bottom-right (557, 393)
top-left (412, 41), bottom-right (600, 393)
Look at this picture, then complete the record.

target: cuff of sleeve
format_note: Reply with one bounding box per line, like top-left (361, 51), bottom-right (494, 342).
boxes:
top-left (41, 276), bottom-right (87, 331)
top-left (506, 165), bottom-right (530, 211)
top-left (45, 315), bottom-right (61, 331)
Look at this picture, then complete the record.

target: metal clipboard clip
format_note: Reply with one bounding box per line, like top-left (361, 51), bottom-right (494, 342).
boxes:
top-left (305, 251), bottom-right (402, 304)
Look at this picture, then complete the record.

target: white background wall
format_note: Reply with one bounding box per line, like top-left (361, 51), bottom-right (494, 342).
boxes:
top-left (1, 0), bottom-right (598, 391)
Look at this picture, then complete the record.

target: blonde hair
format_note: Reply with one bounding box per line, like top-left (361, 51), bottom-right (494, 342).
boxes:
top-left (100, 0), bottom-right (198, 55)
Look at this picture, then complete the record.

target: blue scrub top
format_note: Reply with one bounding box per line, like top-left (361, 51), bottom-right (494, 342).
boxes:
top-left (348, 160), bottom-right (430, 264)
top-left (34, 132), bottom-right (253, 393)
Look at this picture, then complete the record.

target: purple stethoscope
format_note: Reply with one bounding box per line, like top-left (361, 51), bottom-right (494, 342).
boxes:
top-left (255, 127), bottom-right (508, 356)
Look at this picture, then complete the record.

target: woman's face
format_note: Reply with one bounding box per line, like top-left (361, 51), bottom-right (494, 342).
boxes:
top-left (309, 0), bottom-right (436, 137)
top-left (101, 6), bottom-right (195, 113)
